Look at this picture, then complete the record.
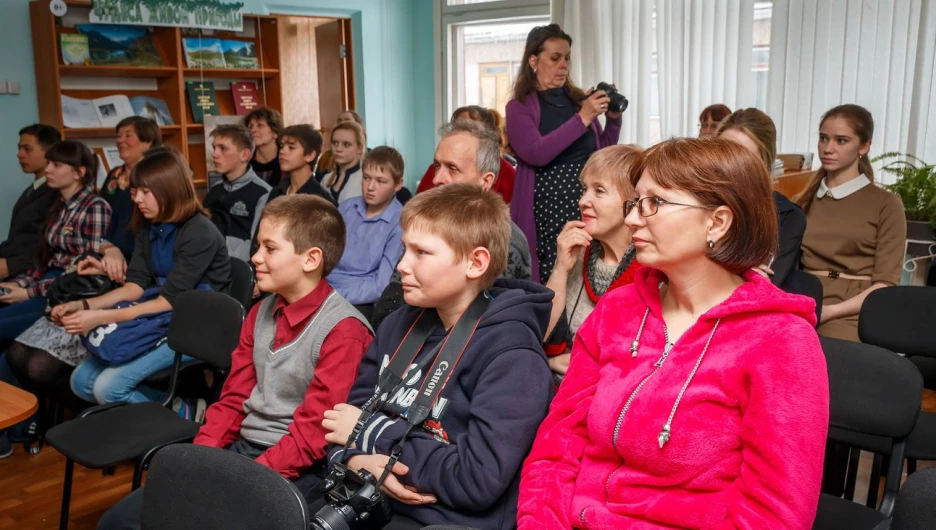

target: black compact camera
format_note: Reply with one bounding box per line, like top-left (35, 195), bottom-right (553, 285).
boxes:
top-left (310, 463), bottom-right (392, 530)
top-left (596, 82), bottom-right (629, 114)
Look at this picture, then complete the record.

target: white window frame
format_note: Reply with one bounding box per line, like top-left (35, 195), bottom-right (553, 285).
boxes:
top-left (435, 0), bottom-right (551, 133)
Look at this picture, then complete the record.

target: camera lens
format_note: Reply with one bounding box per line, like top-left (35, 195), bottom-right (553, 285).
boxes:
top-left (311, 504), bottom-right (356, 530)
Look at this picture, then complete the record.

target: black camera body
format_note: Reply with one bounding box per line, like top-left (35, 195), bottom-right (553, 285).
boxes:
top-left (596, 82), bottom-right (629, 114)
top-left (311, 463), bottom-right (393, 530)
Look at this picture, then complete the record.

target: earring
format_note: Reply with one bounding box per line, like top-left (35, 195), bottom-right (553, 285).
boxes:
top-left (707, 240), bottom-right (715, 250)
top-left (532, 67), bottom-right (537, 74)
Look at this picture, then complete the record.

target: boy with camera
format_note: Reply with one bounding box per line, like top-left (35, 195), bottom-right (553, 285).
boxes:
top-left (99, 195), bottom-right (374, 529)
top-left (317, 183), bottom-right (553, 530)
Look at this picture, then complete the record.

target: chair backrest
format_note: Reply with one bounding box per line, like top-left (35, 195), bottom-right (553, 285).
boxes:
top-left (141, 444), bottom-right (309, 530)
top-left (167, 290), bottom-right (243, 370)
top-left (785, 269), bottom-right (823, 325)
top-left (859, 286), bottom-right (936, 357)
top-left (823, 336), bottom-right (923, 515)
top-left (823, 337), bottom-right (923, 443)
top-left (228, 257), bottom-right (255, 311)
top-left (890, 467), bottom-right (936, 530)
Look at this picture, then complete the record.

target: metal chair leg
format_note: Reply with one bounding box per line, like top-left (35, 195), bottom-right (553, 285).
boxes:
top-left (59, 458), bottom-right (74, 530)
top-left (132, 458), bottom-right (146, 490)
top-left (866, 454), bottom-right (884, 508)
top-left (843, 448), bottom-right (861, 501)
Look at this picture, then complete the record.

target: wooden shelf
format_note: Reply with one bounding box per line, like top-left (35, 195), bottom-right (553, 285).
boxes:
top-left (32, 2), bottom-right (285, 187)
top-left (64, 125), bottom-right (182, 139)
top-left (182, 68), bottom-right (279, 79)
top-left (59, 65), bottom-right (178, 78)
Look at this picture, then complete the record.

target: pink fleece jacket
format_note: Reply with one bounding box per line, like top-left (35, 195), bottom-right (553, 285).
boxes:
top-left (518, 267), bottom-right (828, 529)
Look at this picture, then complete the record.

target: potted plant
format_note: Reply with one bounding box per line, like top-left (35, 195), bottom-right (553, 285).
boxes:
top-left (873, 152), bottom-right (936, 243)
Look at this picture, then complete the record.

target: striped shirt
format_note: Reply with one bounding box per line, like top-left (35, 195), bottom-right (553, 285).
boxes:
top-left (13, 186), bottom-right (111, 298)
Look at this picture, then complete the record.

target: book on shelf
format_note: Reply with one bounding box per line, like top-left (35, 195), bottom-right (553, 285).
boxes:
top-left (129, 96), bottom-right (174, 126)
top-left (61, 94), bottom-right (174, 128)
top-left (183, 37), bottom-right (226, 68)
top-left (231, 81), bottom-right (260, 115)
top-left (75, 24), bottom-right (162, 67)
top-left (102, 146), bottom-right (123, 171)
top-left (186, 81), bottom-right (219, 124)
top-left (60, 34), bottom-right (90, 66)
top-left (221, 40), bottom-right (259, 69)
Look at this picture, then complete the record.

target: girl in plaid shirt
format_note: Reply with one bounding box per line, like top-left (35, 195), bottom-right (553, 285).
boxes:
top-left (0, 141), bottom-right (111, 341)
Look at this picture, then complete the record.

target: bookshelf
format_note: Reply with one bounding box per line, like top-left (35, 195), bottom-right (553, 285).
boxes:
top-left (29, 0), bottom-right (284, 187)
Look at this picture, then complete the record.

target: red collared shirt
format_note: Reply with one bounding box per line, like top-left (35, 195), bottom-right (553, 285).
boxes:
top-left (194, 279), bottom-right (373, 479)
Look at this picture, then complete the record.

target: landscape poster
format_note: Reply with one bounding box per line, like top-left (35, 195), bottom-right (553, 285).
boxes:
top-left (76, 24), bottom-right (162, 66)
top-left (221, 40), bottom-right (259, 69)
top-left (183, 37), bottom-right (226, 68)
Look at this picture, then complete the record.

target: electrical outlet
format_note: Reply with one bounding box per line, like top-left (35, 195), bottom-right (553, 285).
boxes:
top-left (0, 82), bottom-right (7, 95)
top-left (8, 82), bottom-right (19, 94)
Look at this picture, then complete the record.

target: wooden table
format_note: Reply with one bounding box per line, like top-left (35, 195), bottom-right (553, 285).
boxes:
top-left (773, 169), bottom-right (818, 200)
top-left (0, 380), bottom-right (38, 429)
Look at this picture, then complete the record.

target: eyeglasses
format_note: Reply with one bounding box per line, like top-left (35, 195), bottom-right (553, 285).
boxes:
top-left (624, 196), bottom-right (710, 217)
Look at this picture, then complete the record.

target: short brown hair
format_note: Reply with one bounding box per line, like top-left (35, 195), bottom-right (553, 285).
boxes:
top-left (699, 104), bottom-right (732, 124)
top-left (116, 116), bottom-right (163, 147)
top-left (400, 183), bottom-right (509, 288)
top-left (130, 147), bottom-right (208, 231)
top-left (629, 137), bottom-right (778, 274)
top-left (259, 194), bottom-right (346, 276)
top-left (280, 124), bottom-right (323, 166)
top-left (211, 124), bottom-right (254, 153)
top-left (242, 107), bottom-right (284, 137)
top-left (717, 108), bottom-right (777, 171)
top-left (363, 146), bottom-right (404, 184)
top-left (581, 144), bottom-right (642, 198)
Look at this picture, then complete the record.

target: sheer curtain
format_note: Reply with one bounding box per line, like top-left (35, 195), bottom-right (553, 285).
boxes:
top-left (768, 0), bottom-right (936, 178)
top-left (655, 0), bottom-right (755, 138)
top-left (552, 0), bottom-right (756, 144)
top-left (552, 0), bottom-right (656, 146)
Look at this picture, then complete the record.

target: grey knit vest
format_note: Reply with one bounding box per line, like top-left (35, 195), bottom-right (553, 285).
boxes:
top-left (239, 290), bottom-right (372, 447)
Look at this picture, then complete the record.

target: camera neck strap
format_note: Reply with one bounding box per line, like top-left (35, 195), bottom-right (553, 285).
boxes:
top-left (378, 292), bottom-right (491, 489)
top-left (337, 292), bottom-right (491, 475)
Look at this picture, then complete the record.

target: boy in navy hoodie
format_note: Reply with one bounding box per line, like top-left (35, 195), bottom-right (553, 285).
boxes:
top-left (319, 183), bottom-right (553, 529)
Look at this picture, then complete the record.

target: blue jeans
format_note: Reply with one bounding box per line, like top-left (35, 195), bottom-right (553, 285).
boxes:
top-left (70, 342), bottom-right (192, 404)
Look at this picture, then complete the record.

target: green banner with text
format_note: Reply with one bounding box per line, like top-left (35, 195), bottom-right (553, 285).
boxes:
top-left (90, 0), bottom-right (245, 32)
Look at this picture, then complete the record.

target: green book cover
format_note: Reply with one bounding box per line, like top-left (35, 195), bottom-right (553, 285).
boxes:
top-left (186, 81), bottom-right (218, 124)
top-left (60, 34), bottom-right (90, 66)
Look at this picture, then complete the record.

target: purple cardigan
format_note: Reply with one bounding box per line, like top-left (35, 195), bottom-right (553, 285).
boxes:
top-left (506, 93), bottom-right (622, 282)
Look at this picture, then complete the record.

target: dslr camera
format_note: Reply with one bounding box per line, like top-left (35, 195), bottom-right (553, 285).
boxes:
top-left (310, 463), bottom-right (392, 530)
top-left (596, 82), bottom-right (629, 114)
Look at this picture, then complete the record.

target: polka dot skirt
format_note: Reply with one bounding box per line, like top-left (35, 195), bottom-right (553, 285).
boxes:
top-left (534, 161), bottom-right (586, 281)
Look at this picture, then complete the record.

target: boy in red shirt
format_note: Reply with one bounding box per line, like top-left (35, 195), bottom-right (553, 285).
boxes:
top-left (99, 194), bottom-right (373, 529)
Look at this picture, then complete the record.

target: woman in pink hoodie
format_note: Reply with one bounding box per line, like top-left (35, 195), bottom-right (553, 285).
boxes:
top-left (518, 137), bottom-right (829, 529)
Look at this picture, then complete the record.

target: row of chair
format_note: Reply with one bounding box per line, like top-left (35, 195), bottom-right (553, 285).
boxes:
top-left (813, 286), bottom-right (936, 529)
top-left (39, 285), bottom-right (936, 529)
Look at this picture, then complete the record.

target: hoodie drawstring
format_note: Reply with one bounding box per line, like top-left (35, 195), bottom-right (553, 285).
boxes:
top-left (620, 307), bottom-right (721, 450)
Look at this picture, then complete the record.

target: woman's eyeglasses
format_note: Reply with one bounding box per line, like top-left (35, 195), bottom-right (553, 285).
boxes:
top-left (624, 196), bottom-right (709, 217)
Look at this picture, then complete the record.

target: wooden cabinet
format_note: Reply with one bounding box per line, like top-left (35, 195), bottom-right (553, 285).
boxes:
top-left (29, 0), bottom-right (283, 187)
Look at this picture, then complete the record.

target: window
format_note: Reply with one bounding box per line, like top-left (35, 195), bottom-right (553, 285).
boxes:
top-left (442, 0), bottom-right (550, 121)
top-left (451, 20), bottom-right (546, 117)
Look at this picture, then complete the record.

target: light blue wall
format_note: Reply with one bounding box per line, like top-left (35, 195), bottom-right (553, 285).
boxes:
top-left (0, 0), bottom-right (437, 236)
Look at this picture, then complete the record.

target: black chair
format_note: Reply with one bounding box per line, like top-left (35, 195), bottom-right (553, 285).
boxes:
top-left (785, 269), bottom-right (823, 325)
top-left (889, 467), bottom-right (936, 530)
top-left (140, 444), bottom-right (308, 530)
top-left (812, 337), bottom-right (923, 530)
top-left (859, 287), bottom-right (936, 476)
top-left (141, 258), bottom-right (252, 387)
top-left (45, 290), bottom-right (243, 530)
top-left (228, 257), bottom-right (255, 311)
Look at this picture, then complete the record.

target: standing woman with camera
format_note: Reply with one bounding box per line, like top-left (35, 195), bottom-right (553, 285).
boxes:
top-left (506, 24), bottom-right (622, 283)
